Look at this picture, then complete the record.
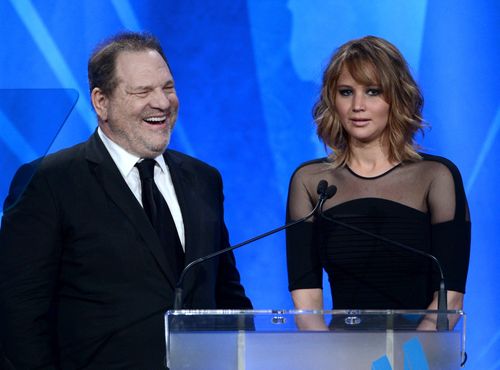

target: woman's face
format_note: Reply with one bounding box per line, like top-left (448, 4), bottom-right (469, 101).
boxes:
top-left (334, 66), bottom-right (390, 146)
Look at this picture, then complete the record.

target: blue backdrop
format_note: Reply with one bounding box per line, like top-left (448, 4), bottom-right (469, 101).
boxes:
top-left (0, 0), bottom-right (499, 367)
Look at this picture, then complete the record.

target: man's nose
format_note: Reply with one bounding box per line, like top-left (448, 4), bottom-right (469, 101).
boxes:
top-left (150, 88), bottom-right (171, 110)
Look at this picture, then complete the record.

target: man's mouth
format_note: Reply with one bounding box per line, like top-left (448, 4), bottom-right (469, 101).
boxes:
top-left (143, 115), bottom-right (167, 125)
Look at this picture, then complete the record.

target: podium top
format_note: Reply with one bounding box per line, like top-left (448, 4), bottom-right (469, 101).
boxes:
top-left (166, 309), bottom-right (464, 332)
top-left (167, 309), bottom-right (464, 315)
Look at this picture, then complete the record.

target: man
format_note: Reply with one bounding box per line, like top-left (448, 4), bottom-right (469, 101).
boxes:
top-left (0, 32), bottom-right (252, 369)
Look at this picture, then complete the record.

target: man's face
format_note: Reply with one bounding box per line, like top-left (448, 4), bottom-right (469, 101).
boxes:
top-left (95, 49), bottom-right (179, 158)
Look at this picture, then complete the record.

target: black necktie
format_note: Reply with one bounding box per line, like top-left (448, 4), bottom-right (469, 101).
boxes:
top-left (136, 159), bottom-right (184, 280)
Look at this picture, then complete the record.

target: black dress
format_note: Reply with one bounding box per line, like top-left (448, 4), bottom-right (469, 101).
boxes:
top-left (286, 154), bottom-right (471, 310)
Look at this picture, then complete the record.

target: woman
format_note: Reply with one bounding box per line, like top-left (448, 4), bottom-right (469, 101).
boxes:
top-left (286, 36), bottom-right (470, 329)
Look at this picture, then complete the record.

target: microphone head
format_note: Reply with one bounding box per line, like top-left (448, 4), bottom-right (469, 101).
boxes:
top-left (325, 185), bottom-right (337, 199)
top-left (317, 180), bottom-right (328, 196)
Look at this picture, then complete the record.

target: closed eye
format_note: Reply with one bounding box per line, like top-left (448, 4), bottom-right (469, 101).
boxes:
top-left (127, 88), bottom-right (151, 97)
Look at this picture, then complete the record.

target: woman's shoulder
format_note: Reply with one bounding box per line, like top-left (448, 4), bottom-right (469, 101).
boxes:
top-left (420, 153), bottom-right (461, 172)
top-left (409, 155), bottom-right (467, 213)
top-left (288, 158), bottom-right (338, 194)
top-left (416, 153), bottom-right (464, 182)
top-left (291, 157), bottom-right (331, 178)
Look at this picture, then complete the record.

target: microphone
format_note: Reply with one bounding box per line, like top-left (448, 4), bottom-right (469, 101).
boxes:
top-left (173, 180), bottom-right (333, 310)
top-left (318, 182), bottom-right (449, 331)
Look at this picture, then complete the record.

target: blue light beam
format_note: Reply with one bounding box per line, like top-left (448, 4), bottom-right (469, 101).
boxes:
top-left (8, 0), bottom-right (95, 132)
top-left (466, 107), bottom-right (500, 194)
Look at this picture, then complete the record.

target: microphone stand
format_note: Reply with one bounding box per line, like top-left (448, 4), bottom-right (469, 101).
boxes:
top-left (318, 190), bottom-right (449, 331)
top-left (173, 181), bottom-right (332, 310)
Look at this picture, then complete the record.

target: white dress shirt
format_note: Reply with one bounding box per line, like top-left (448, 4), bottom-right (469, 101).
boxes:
top-left (97, 128), bottom-right (185, 250)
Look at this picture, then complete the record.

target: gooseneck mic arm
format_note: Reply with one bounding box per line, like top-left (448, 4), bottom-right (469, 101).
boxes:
top-left (319, 183), bottom-right (449, 331)
top-left (173, 180), bottom-right (333, 310)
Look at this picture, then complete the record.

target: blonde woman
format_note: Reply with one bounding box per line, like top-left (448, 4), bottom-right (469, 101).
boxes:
top-left (286, 36), bottom-right (470, 329)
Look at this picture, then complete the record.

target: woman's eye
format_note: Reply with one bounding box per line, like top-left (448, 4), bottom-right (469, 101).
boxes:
top-left (367, 88), bottom-right (382, 96)
top-left (338, 89), bottom-right (352, 96)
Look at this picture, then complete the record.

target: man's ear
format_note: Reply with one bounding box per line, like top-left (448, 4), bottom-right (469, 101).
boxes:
top-left (91, 87), bottom-right (108, 121)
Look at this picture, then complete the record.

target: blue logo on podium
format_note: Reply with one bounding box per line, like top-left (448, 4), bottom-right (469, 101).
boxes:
top-left (371, 337), bottom-right (430, 370)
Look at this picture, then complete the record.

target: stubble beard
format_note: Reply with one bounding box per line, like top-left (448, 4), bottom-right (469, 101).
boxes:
top-left (102, 120), bottom-right (173, 159)
top-left (141, 126), bottom-right (172, 158)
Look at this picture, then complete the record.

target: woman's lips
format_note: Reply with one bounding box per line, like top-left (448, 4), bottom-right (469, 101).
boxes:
top-left (350, 118), bottom-right (370, 126)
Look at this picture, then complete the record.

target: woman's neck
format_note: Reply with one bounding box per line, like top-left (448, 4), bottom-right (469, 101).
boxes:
top-left (347, 141), bottom-right (398, 177)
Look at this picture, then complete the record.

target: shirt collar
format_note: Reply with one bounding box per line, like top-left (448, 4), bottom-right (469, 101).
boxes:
top-left (97, 127), bottom-right (168, 177)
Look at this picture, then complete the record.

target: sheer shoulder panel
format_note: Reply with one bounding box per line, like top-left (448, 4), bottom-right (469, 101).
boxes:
top-left (422, 153), bottom-right (470, 224)
top-left (427, 161), bottom-right (457, 224)
top-left (286, 159), bottom-right (331, 222)
top-left (421, 154), bottom-right (471, 292)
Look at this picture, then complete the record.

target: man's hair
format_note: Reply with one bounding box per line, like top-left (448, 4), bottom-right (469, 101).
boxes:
top-left (313, 35), bottom-right (424, 167)
top-left (88, 31), bottom-right (170, 96)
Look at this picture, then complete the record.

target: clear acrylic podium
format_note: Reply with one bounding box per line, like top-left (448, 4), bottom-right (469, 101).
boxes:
top-left (165, 309), bottom-right (465, 370)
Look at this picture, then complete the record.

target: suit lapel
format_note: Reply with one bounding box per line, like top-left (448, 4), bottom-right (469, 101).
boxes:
top-left (165, 151), bottom-right (222, 307)
top-left (84, 132), bottom-right (177, 289)
top-left (164, 151), bottom-right (197, 264)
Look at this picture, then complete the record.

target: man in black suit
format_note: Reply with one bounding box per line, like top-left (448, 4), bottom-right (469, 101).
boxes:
top-left (0, 32), bottom-right (252, 369)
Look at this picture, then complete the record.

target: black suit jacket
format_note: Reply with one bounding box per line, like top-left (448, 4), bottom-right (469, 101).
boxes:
top-left (0, 131), bottom-right (252, 369)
